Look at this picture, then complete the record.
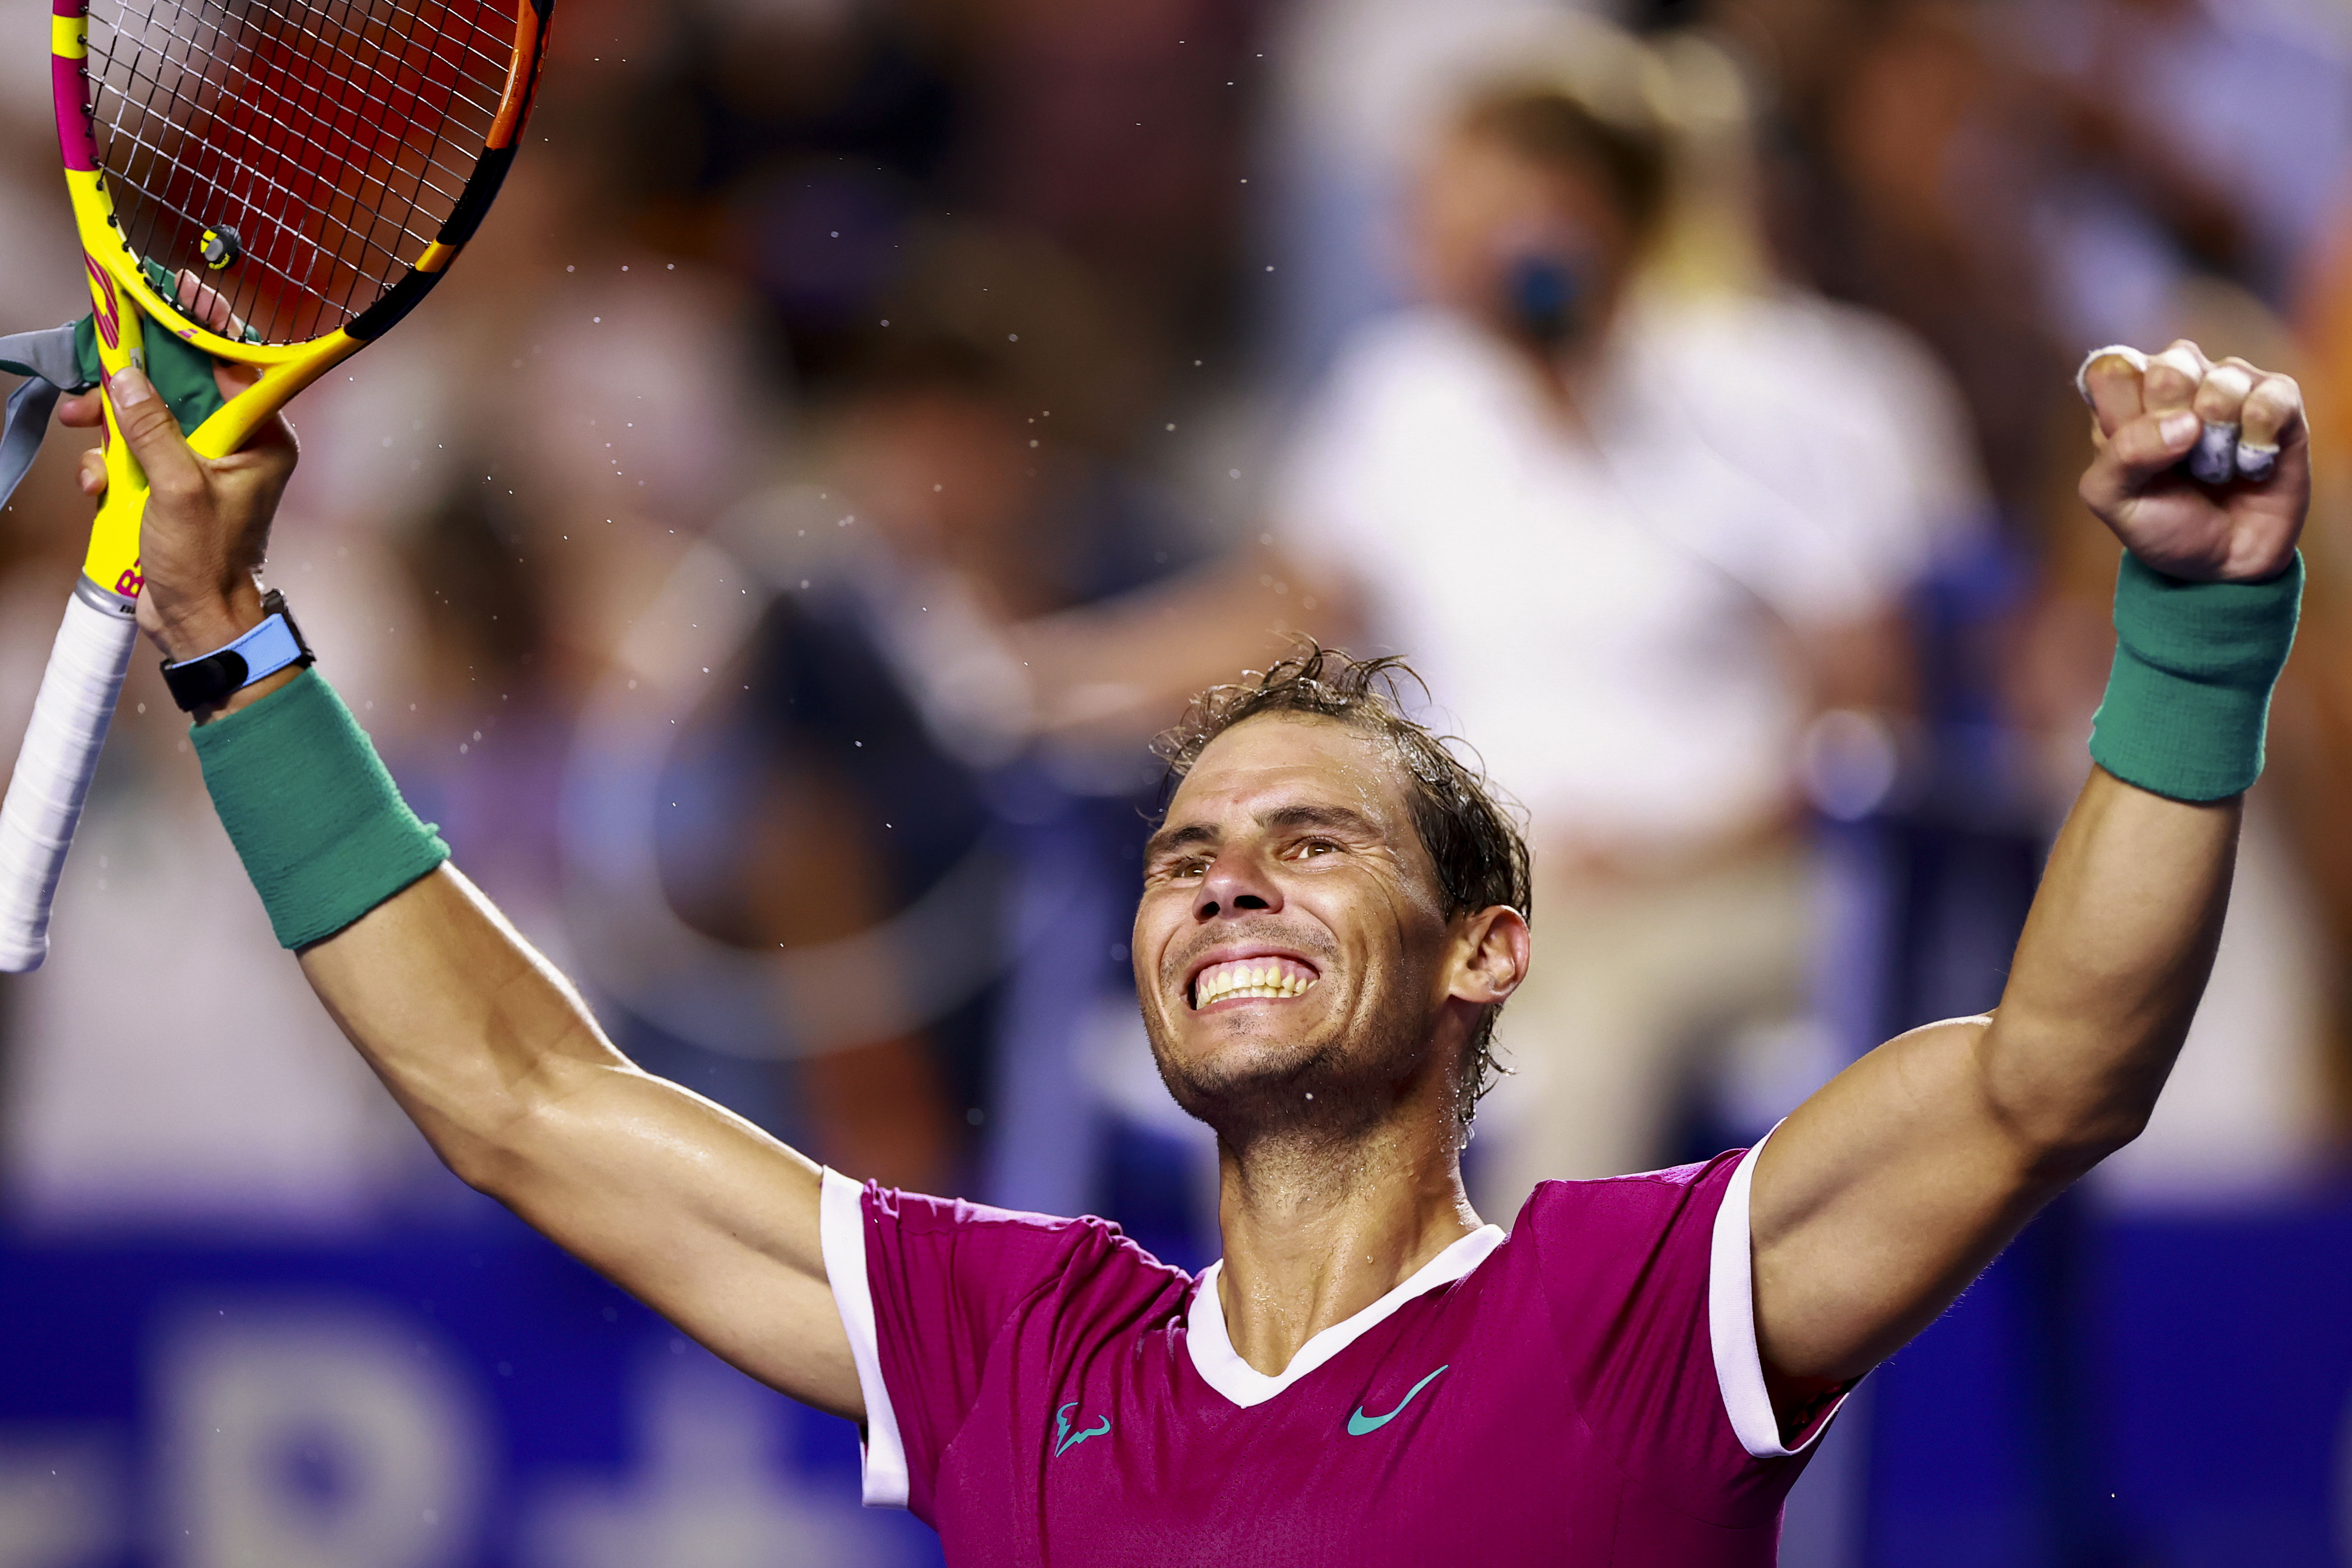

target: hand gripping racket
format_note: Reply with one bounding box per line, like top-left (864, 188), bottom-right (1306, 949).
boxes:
top-left (0, 0), bottom-right (554, 971)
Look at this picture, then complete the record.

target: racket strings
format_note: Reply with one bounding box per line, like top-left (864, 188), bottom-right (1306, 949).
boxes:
top-left (102, 47), bottom-right (448, 291)
top-left (106, 0), bottom-right (503, 274)
top-left (85, 0), bottom-right (512, 345)
top-left (108, 0), bottom-right (479, 297)
top-left (101, 0), bottom-right (496, 339)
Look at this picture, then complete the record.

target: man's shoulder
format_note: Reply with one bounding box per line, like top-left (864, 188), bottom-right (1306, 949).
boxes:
top-left (862, 1184), bottom-right (1196, 1313)
top-left (1505, 1150), bottom-right (1749, 1254)
top-left (1491, 1152), bottom-right (1752, 1407)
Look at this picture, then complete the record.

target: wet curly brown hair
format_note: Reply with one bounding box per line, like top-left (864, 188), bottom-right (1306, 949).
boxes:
top-left (1153, 643), bottom-right (1533, 1129)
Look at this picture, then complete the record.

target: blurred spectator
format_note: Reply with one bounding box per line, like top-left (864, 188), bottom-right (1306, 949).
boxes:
top-left (2284, 195), bottom-right (2352, 1140)
top-left (293, 106), bottom-right (775, 957)
top-left (561, 224), bottom-right (1217, 1210)
top-left (1007, 22), bottom-right (1987, 1210)
top-left (0, 476), bottom-right (442, 1230)
top-left (1724, 0), bottom-right (2351, 518)
top-left (0, 77), bottom-right (777, 1228)
top-left (3, 0), bottom-right (1269, 1241)
top-left (945, 0), bottom-right (1257, 353)
top-left (1266, 35), bottom-right (1986, 1211)
top-left (1724, 0), bottom-right (2076, 522)
top-left (1998, 0), bottom-right (2352, 330)
top-left (1256, 0), bottom-right (1590, 387)
top-left (1711, 0), bottom-right (2352, 1209)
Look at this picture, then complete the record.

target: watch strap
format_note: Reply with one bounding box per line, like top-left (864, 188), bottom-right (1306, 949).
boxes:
top-left (160, 590), bottom-right (315, 712)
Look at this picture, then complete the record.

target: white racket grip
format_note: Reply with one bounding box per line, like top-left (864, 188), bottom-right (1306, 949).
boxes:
top-left (0, 583), bottom-right (138, 972)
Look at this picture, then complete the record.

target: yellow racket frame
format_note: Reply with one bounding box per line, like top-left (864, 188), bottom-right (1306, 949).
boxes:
top-left (53, 0), bottom-right (550, 603)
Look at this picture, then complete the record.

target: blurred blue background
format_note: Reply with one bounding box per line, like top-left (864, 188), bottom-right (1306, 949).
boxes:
top-left (6, 0), bottom-right (2352, 1561)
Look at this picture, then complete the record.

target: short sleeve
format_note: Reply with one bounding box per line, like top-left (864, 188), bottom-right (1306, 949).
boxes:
top-left (1708, 1133), bottom-right (1852, 1459)
top-left (820, 1170), bottom-right (1178, 1522)
top-left (820, 1170), bottom-right (911, 1507)
top-left (1520, 1148), bottom-right (1838, 1529)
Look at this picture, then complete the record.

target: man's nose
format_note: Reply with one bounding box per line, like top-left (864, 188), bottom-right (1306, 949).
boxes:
top-left (1196, 851), bottom-right (1282, 922)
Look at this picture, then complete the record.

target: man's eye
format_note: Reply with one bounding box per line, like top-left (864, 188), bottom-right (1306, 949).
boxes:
top-left (1290, 838), bottom-right (1339, 860)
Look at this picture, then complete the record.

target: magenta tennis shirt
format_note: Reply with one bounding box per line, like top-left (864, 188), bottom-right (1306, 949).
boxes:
top-left (818, 1138), bottom-right (1841, 1565)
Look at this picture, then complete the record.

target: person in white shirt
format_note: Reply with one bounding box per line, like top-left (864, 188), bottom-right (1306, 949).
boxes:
top-left (1010, 47), bottom-right (1985, 1208)
top-left (1262, 67), bottom-right (1980, 1209)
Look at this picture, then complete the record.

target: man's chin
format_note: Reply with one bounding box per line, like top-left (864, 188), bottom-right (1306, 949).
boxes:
top-left (1148, 1024), bottom-right (1350, 1136)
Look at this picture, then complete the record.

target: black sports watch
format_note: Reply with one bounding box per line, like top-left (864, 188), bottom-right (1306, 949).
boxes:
top-left (160, 588), bottom-right (315, 712)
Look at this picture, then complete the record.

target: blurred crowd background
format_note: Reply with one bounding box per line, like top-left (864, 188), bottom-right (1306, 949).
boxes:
top-left (5, 0), bottom-right (2352, 1563)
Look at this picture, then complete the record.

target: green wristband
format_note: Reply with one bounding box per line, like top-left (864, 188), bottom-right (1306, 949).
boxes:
top-left (192, 669), bottom-right (450, 948)
top-left (2088, 550), bottom-right (2303, 802)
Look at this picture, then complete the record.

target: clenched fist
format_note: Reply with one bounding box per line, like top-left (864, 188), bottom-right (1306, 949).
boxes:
top-left (2077, 340), bottom-right (2306, 583)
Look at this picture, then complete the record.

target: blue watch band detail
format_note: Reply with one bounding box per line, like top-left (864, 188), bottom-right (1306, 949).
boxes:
top-left (160, 589), bottom-right (315, 711)
top-left (208, 613), bottom-right (305, 685)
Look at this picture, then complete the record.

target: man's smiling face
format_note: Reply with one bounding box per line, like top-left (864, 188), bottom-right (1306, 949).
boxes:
top-left (1134, 712), bottom-right (1461, 1138)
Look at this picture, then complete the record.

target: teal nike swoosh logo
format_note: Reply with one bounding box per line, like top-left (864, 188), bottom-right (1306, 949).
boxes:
top-left (1346, 1365), bottom-right (1449, 1436)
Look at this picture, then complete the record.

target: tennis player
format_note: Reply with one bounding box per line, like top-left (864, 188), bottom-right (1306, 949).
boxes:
top-left (69, 338), bottom-right (2306, 1563)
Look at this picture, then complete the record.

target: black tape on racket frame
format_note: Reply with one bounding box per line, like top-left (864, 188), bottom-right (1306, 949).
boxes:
top-left (438, 145), bottom-right (520, 248)
top-left (348, 145), bottom-right (522, 342)
top-left (346, 267), bottom-right (442, 342)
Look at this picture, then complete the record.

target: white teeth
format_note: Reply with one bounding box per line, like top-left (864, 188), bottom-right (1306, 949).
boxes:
top-left (1192, 960), bottom-right (1319, 1008)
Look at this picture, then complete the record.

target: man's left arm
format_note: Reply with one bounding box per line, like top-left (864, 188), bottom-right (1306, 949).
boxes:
top-left (1747, 341), bottom-right (2307, 1422)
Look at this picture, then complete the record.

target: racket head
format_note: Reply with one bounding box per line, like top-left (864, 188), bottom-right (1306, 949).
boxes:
top-left (52, 0), bottom-right (554, 364)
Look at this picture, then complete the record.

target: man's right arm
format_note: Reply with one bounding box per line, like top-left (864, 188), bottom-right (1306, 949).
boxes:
top-left (74, 369), bottom-right (861, 1420)
top-left (300, 864), bottom-right (863, 1417)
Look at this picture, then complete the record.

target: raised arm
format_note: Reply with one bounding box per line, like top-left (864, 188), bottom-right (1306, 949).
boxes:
top-left (75, 367), bottom-right (860, 1417)
top-left (1747, 341), bottom-right (2309, 1425)
top-left (300, 867), bottom-right (858, 1415)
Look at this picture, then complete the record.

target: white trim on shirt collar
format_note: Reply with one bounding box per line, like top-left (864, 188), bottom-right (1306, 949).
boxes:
top-left (1186, 1224), bottom-right (1506, 1409)
top-left (820, 1168), bottom-right (911, 1509)
top-left (1709, 1128), bottom-right (1851, 1459)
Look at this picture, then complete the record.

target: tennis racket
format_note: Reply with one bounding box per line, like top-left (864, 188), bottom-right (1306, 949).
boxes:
top-left (0, 0), bottom-right (554, 971)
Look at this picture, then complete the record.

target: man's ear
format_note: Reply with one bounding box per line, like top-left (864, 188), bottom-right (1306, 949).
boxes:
top-left (1450, 906), bottom-right (1530, 1006)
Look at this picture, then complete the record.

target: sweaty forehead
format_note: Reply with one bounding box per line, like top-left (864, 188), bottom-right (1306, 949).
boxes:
top-left (1164, 713), bottom-right (1416, 834)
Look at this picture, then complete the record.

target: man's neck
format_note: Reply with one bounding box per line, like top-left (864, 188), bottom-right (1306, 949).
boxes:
top-left (1211, 1113), bottom-right (1484, 1378)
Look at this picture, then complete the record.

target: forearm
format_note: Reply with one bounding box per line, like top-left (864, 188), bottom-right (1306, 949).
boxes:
top-left (300, 862), bottom-right (850, 1405)
top-left (297, 863), bottom-right (632, 1187)
top-left (194, 675), bottom-right (834, 1271)
top-left (93, 379), bottom-right (860, 1411)
top-left (1980, 766), bottom-right (2238, 1167)
top-left (298, 863), bottom-right (825, 1222)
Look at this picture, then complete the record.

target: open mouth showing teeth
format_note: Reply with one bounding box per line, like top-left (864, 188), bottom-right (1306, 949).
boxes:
top-left (1191, 956), bottom-right (1320, 1009)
